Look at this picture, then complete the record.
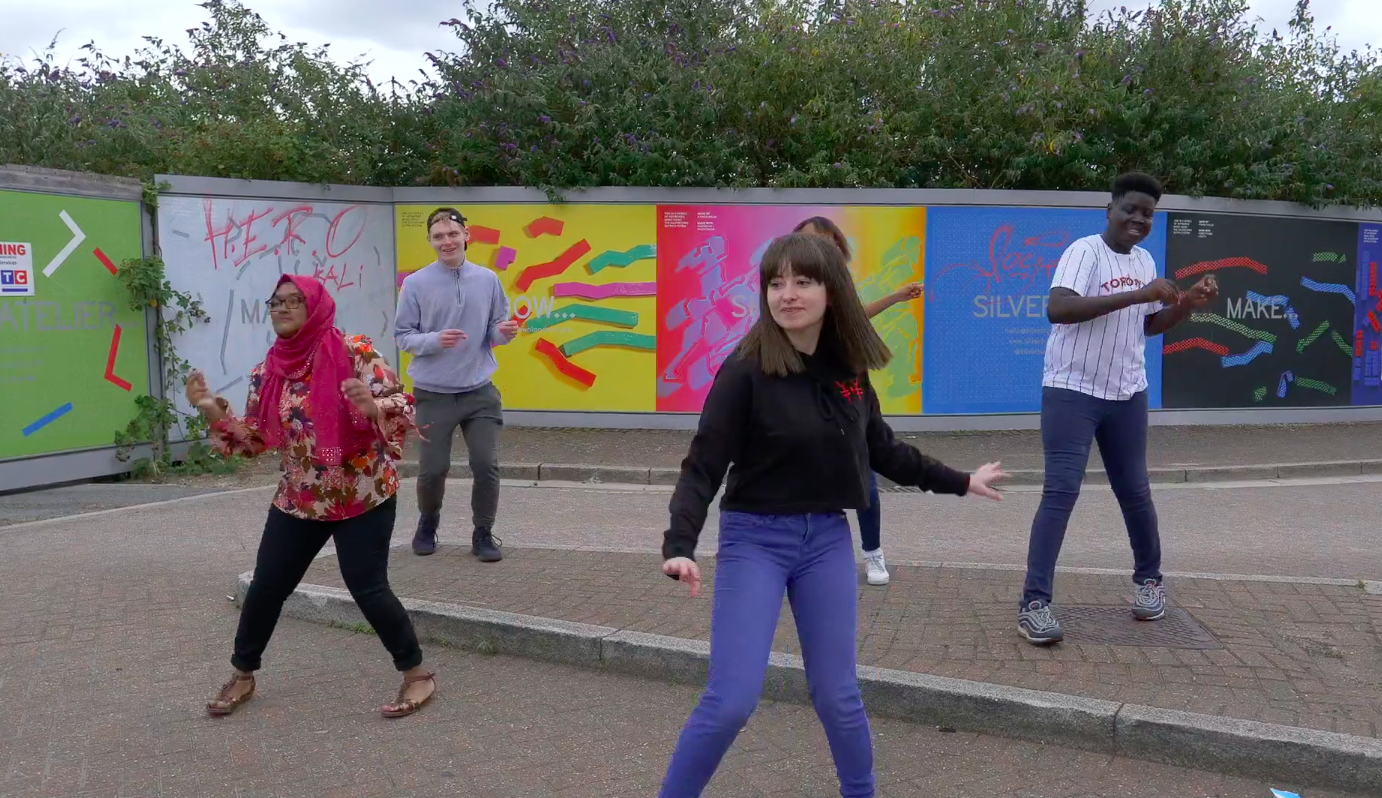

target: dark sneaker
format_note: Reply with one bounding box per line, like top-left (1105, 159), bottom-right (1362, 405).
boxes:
top-left (1018, 600), bottom-right (1064, 645)
top-left (412, 514), bottom-right (439, 556)
top-left (1133, 578), bottom-right (1166, 621)
top-left (472, 526), bottom-right (503, 563)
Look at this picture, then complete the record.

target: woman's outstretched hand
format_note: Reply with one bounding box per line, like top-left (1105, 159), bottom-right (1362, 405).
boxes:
top-left (341, 378), bottom-right (380, 419)
top-left (185, 370), bottom-right (226, 423)
top-left (662, 557), bottom-right (702, 597)
top-left (968, 461), bottom-right (1008, 500)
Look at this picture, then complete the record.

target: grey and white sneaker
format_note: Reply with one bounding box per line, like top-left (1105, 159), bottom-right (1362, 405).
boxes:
top-left (1018, 600), bottom-right (1064, 645)
top-left (863, 549), bottom-right (890, 586)
top-left (1133, 578), bottom-right (1166, 621)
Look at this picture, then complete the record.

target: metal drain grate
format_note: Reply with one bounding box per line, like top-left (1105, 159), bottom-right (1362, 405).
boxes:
top-left (1057, 605), bottom-right (1221, 649)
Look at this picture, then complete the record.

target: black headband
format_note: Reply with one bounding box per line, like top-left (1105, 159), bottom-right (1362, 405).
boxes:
top-left (430, 210), bottom-right (467, 225)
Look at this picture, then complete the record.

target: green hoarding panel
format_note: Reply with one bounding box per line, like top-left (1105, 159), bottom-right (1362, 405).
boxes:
top-left (0, 189), bottom-right (149, 459)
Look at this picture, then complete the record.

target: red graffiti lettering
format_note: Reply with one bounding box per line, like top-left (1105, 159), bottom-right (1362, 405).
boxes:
top-left (326, 206), bottom-right (367, 258)
top-left (204, 200), bottom-right (275, 268)
top-left (271, 206), bottom-right (314, 253)
top-left (234, 208), bottom-right (273, 267)
top-left (200, 201), bottom-right (369, 292)
top-left (313, 262), bottom-right (357, 292)
top-left (203, 198), bottom-right (221, 270)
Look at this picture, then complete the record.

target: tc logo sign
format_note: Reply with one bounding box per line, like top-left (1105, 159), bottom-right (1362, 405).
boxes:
top-left (0, 240), bottom-right (35, 296)
top-left (0, 268), bottom-right (32, 294)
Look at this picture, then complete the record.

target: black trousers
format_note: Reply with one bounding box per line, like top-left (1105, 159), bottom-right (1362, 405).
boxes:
top-left (232, 497), bottom-right (423, 672)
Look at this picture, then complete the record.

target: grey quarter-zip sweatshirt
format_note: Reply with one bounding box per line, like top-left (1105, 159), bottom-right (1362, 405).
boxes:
top-left (394, 259), bottom-right (511, 393)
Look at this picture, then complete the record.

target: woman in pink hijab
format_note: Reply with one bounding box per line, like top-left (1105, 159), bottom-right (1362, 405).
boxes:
top-left (186, 275), bottom-right (435, 718)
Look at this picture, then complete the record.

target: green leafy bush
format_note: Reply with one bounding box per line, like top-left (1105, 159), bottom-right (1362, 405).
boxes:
top-left (1, 0), bottom-right (1378, 207)
top-left (112, 252), bottom-right (239, 478)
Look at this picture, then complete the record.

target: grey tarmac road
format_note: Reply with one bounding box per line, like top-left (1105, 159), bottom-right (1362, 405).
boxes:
top-left (0, 483), bottom-right (234, 526)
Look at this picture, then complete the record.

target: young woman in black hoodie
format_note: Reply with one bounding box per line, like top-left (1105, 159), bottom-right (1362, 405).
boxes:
top-left (657, 233), bottom-right (1006, 797)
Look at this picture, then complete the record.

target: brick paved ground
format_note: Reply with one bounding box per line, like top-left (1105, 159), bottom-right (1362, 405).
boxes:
top-left (303, 546), bottom-right (1382, 739)
top-left (92, 420), bottom-right (1381, 504)
top-left (2, 505), bottom-right (1358, 797)
top-left (129, 421), bottom-right (1382, 529)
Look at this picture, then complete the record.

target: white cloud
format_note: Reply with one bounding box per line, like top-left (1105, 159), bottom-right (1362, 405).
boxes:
top-left (0, 0), bottom-right (1377, 88)
top-left (1086, 0), bottom-right (1382, 56)
top-left (0, 0), bottom-right (461, 85)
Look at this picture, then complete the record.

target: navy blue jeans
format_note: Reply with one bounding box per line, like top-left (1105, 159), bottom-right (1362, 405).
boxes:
top-left (856, 472), bottom-right (882, 552)
top-left (660, 511), bottom-right (874, 797)
top-left (1022, 387), bottom-right (1161, 605)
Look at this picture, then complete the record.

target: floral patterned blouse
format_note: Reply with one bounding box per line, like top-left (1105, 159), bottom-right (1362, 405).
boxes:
top-left (209, 335), bottom-right (416, 521)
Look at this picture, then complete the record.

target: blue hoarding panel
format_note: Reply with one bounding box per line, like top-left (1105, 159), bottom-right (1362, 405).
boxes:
top-left (922, 206), bottom-right (1167, 415)
top-left (1356, 223), bottom-right (1382, 406)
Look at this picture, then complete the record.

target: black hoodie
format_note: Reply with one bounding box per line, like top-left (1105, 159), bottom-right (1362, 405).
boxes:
top-left (662, 336), bottom-right (972, 561)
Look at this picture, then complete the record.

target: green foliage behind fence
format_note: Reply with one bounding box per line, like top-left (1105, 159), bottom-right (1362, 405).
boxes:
top-left (2, 0), bottom-right (1379, 206)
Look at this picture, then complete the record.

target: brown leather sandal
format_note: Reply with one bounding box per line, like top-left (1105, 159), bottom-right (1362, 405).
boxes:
top-left (206, 673), bottom-right (255, 716)
top-left (381, 672), bottom-right (436, 718)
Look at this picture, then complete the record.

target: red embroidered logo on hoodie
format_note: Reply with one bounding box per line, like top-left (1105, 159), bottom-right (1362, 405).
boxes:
top-left (835, 379), bottom-right (864, 402)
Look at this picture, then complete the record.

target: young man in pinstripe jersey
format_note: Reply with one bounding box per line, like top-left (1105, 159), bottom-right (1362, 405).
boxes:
top-left (1018, 173), bottom-right (1218, 645)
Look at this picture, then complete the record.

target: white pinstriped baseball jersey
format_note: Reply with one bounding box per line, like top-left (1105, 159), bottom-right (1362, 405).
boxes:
top-left (1042, 235), bottom-right (1162, 401)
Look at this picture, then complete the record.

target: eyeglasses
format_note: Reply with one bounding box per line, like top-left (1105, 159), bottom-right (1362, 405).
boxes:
top-left (266, 295), bottom-right (305, 311)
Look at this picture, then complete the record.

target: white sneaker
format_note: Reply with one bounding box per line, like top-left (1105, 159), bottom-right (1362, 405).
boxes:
top-left (863, 549), bottom-right (890, 586)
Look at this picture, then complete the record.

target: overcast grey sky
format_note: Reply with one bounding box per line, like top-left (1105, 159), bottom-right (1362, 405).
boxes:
top-left (0, 0), bottom-right (1377, 86)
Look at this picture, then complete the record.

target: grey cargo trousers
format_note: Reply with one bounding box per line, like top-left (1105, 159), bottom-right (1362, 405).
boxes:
top-left (413, 383), bottom-right (502, 528)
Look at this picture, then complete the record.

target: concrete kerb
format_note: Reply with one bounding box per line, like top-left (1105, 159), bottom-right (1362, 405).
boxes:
top-left (857, 665), bottom-right (1120, 754)
top-left (1114, 704), bottom-right (1382, 794)
top-left (237, 571), bottom-right (1382, 793)
top-left (394, 459), bottom-right (1382, 486)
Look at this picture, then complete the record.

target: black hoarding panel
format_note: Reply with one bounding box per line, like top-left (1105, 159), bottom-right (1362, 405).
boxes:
top-left (1162, 214), bottom-right (1358, 408)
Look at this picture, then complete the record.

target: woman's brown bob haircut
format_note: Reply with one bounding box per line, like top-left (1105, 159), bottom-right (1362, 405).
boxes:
top-left (792, 216), bottom-right (851, 262)
top-left (738, 233), bottom-right (891, 378)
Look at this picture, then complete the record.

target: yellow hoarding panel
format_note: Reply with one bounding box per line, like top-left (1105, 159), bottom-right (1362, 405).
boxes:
top-left (396, 204), bottom-right (657, 411)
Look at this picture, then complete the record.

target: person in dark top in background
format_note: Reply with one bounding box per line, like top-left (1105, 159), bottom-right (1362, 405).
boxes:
top-left (1017, 172), bottom-right (1218, 645)
top-left (657, 233), bottom-right (1007, 798)
top-left (792, 215), bottom-right (925, 587)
